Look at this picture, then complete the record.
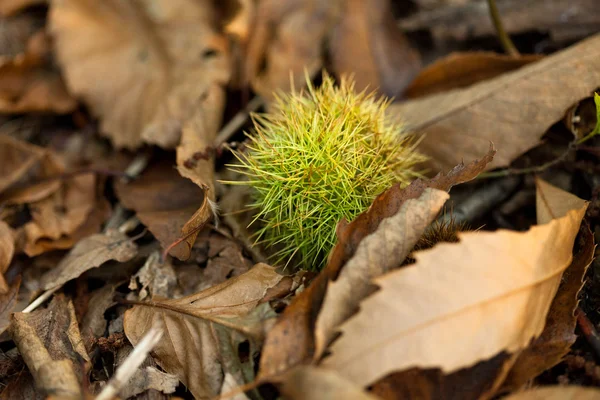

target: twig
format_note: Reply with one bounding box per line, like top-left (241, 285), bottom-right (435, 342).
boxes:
top-left (577, 307), bottom-right (600, 360)
top-left (214, 96), bottom-right (264, 146)
top-left (487, 0), bottom-right (519, 56)
top-left (478, 143), bottom-right (574, 179)
top-left (95, 325), bottom-right (163, 400)
top-left (22, 286), bottom-right (60, 313)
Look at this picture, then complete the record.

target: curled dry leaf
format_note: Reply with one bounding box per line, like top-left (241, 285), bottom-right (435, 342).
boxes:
top-left (39, 229), bottom-right (138, 290)
top-left (404, 52), bottom-right (543, 99)
top-left (10, 295), bottom-right (90, 399)
top-left (0, 277), bottom-right (20, 335)
top-left (124, 263), bottom-right (286, 399)
top-left (50, 0), bottom-right (230, 149)
top-left (314, 188), bottom-right (450, 358)
top-left (503, 386), bottom-right (600, 400)
top-left (501, 223), bottom-right (594, 391)
top-left (280, 366), bottom-right (379, 400)
top-left (115, 159), bottom-right (204, 260)
top-left (329, 0), bottom-right (421, 98)
top-left (259, 145), bottom-right (495, 378)
top-left (390, 33), bottom-right (600, 172)
top-left (0, 221), bottom-right (14, 292)
top-left (323, 179), bottom-right (588, 387)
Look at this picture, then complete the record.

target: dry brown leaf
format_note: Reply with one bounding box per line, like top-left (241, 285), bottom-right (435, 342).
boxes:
top-left (81, 284), bottom-right (116, 341)
top-left (0, 276), bottom-right (20, 334)
top-left (314, 188), bottom-right (449, 358)
top-left (389, 33), bottom-right (600, 172)
top-left (503, 386), bottom-right (600, 400)
top-left (500, 211), bottom-right (595, 391)
top-left (10, 294), bottom-right (90, 399)
top-left (280, 366), bottom-right (379, 400)
top-left (0, 0), bottom-right (46, 16)
top-left (322, 179), bottom-right (588, 387)
top-left (50, 0), bottom-right (230, 149)
top-left (0, 220), bottom-right (14, 293)
top-left (329, 0), bottom-right (420, 98)
top-left (115, 159), bottom-right (204, 260)
top-left (244, 0), bottom-right (339, 100)
top-left (259, 146), bottom-right (495, 378)
top-left (39, 229), bottom-right (137, 290)
top-left (23, 173), bottom-right (97, 256)
top-left (404, 52), bottom-right (542, 99)
top-left (124, 263), bottom-right (286, 399)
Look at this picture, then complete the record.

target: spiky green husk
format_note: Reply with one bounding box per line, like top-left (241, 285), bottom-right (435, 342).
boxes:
top-left (230, 76), bottom-right (426, 270)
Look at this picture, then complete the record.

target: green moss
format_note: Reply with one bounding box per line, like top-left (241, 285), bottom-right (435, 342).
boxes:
top-left (228, 75), bottom-right (426, 270)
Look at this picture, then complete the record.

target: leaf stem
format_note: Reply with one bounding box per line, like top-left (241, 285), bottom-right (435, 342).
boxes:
top-left (487, 0), bottom-right (519, 56)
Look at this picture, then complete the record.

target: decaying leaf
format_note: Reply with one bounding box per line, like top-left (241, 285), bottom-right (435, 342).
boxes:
top-left (503, 386), bottom-right (600, 400)
top-left (81, 284), bottom-right (116, 340)
top-left (500, 205), bottom-right (595, 391)
top-left (0, 276), bottom-right (20, 335)
top-left (10, 295), bottom-right (90, 399)
top-left (259, 146), bottom-right (495, 378)
top-left (280, 366), bottom-right (379, 400)
top-left (49, 0), bottom-right (230, 149)
top-left (0, 0), bottom-right (46, 17)
top-left (314, 188), bottom-right (450, 358)
top-left (115, 159), bottom-right (204, 260)
top-left (124, 263), bottom-right (286, 399)
top-left (0, 220), bottom-right (14, 292)
top-left (404, 52), bottom-right (542, 99)
top-left (323, 179), bottom-right (588, 387)
top-left (390, 33), bottom-right (600, 172)
top-left (39, 229), bottom-right (138, 290)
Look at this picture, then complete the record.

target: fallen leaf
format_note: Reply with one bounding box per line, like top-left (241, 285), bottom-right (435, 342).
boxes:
top-left (0, 370), bottom-right (43, 400)
top-left (500, 219), bottom-right (595, 391)
top-left (0, 220), bottom-right (14, 292)
top-left (329, 0), bottom-right (420, 98)
top-left (389, 33), bottom-right (600, 172)
top-left (404, 52), bottom-right (542, 99)
top-left (49, 0), bottom-right (230, 149)
top-left (81, 284), bottom-right (116, 340)
top-left (0, 277), bottom-right (20, 334)
top-left (124, 263), bottom-right (286, 399)
top-left (280, 366), bottom-right (379, 400)
top-left (322, 179), bottom-right (587, 387)
top-left (115, 344), bottom-right (179, 399)
top-left (259, 146), bottom-right (495, 377)
top-left (244, 0), bottom-right (339, 100)
top-left (503, 386), bottom-right (600, 400)
top-left (129, 251), bottom-right (177, 300)
top-left (23, 173), bottom-right (98, 256)
top-left (0, 0), bottom-right (46, 17)
top-left (39, 229), bottom-right (138, 290)
top-left (314, 188), bottom-right (450, 358)
top-left (10, 294), bottom-right (90, 399)
top-left (114, 159), bottom-right (204, 260)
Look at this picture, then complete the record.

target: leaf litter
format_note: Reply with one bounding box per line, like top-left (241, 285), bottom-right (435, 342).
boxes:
top-left (1, 1), bottom-right (600, 399)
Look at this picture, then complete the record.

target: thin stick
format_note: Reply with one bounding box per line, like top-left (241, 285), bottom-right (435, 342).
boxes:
top-left (487, 0), bottom-right (519, 56)
top-left (22, 286), bottom-right (60, 313)
top-left (214, 96), bottom-right (264, 146)
top-left (95, 325), bottom-right (163, 400)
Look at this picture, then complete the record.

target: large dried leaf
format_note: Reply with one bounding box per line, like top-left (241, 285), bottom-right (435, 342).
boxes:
top-left (39, 230), bottom-right (138, 290)
top-left (124, 263), bottom-right (286, 399)
top-left (280, 366), bottom-right (379, 400)
top-left (259, 146), bottom-right (495, 377)
top-left (0, 220), bottom-right (14, 292)
top-left (404, 52), bottom-right (542, 99)
top-left (10, 295), bottom-right (90, 399)
top-left (322, 179), bottom-right (588, 387)
top-left (314, 188), bottom-right (449, 358)
top-left (389, 33), bottom-right (600, 172)
top-left (115, 159), bottom-right (204, 260)
top-left (503, 386), bottom-right (600, 400)
top-left (328, 0), bottom-right (420, 98)
top-left (50, 0), bottom-right (230, 149)
top-left (0, 277), bottom-right (20, 334)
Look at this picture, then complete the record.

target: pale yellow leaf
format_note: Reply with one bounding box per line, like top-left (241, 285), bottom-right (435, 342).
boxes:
top-left (503, 386), bottom-right (600, 400)
top-left (323, 179), bottom-right (587, 387)
top-left (280, 366), bottom-right (379, 400)
top-left (314, 188), bottom-right (449, 358)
